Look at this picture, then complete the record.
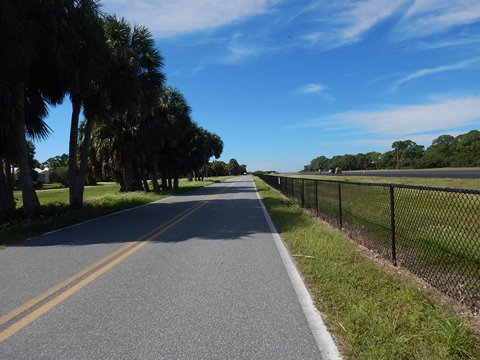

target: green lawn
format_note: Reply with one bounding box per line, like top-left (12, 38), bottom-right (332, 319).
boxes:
top-left (285, 174), bottom-right (480, 190)
top-left (14, 178), bottom-right (233, 207)
top-left (14, 183), bottom-right (120, 207)
top-left (255, 176), bottom-right (480, 360)
top-left (2, 176), bottom-right (233, 247)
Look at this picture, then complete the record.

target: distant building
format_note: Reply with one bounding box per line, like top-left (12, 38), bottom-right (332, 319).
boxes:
top-left (35, 167), bottom-right (50, 184)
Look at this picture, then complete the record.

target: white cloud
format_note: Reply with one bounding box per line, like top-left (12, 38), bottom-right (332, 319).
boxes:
top-left (299, 0), bottom-right (406, 49)
top-left (414, 35), bottom-right (480, 50)
top-left (294, 83), bottom-right (335, 102)
top-left (395, 0), bottom-right (480, 40)
top-left (336, 0), bottom-right (405, 43)
top-left (102, 0), bottom-right (280, 37)
top-left (290, 96), bottom-right (480, 138)
top-left (221, 44), bottom-right (265, 64)
top-left (297, 1), bottom-right (480, 50)
top-left (297, 83), bottom-right (326, 94)
top-left (218, 33), bottom-right (272, 64)
top-left (390, 57), bottom-right (480, 91)
top-left (333, 97), bottom-right (480, 136)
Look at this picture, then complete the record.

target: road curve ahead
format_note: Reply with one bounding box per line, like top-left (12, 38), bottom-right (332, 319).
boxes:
top-left (0, 176), bottom-right (335, 359)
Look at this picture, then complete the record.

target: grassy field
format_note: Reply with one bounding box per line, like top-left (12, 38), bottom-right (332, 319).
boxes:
top-left (2, 177), bottom-right (232, 247)
top-left (254, 176), bottom-right (480, 360)
top-left (284, 173), bottom-right (480, 190)
top-left (269, 175), bottom-right (480, 309)
top-left (14, 183), bottom-right (121, 207)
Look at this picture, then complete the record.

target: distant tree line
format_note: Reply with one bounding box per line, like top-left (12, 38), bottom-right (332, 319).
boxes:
top-left (43, 156), bottom-right (247, 186)
top-left (0, 1), bottom-right (230, 220)
top-left (188, 159), bottom-right (247, 177)
top-left (303, 130), bottom-right (480, 172)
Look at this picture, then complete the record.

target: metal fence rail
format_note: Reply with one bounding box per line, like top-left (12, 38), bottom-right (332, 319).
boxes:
top-left (258, 174), bottom-right (480, 311)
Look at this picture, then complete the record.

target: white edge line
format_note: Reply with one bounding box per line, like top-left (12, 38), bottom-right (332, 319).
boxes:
top-left (252, 177), bottom-right (343, 360)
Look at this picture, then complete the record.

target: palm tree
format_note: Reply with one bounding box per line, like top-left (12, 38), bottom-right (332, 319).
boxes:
top-left (1, 1), bottom-right (84, 217)
top-left (1, 0), bottom-right (43, 217)
top-left (89, 16), bottom-right (164, 191)
top-left (66, 0), bottom-right (108, 208)
top-left (156, 87), bottom-right (194, 189)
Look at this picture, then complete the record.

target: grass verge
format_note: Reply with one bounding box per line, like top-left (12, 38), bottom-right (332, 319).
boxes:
top-left (254, 176), bottom-right (480, 360)
top-left (266, 175), bottom-right (480, 309)
top-left (2, 177), bottom-right (233, 248)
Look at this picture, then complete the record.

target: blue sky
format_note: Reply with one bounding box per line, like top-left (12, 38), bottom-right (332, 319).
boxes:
top-left (36, 0), bottom-right (480, 172)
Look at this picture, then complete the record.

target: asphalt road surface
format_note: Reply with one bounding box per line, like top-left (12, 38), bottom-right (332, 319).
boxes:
top-left (0, 176), bottom-right (336, 359)
top-left (305, 168), bottom-right (480, 178)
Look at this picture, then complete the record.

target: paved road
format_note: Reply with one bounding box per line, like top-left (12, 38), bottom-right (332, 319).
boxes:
top-left (304, 169), bottom-right (480, 178)
top-left (0, 176), bottom-right (335, 359)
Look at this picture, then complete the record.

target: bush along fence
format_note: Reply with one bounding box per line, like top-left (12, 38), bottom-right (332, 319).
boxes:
top-left (258, 174), bottom-right (480, 311)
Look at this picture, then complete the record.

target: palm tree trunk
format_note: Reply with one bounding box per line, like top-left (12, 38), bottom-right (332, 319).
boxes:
top-left (0, 160), bottom-right (15, 221)
top-left (76, 117), bottom-right (94, 205)
top-left (151, 161), bottom-right (160, 193)
top-left (173, 175), bottom-right (179, 190)
top-left (69, 96), bottom-right (82, 207)
top-left (15, 83), bottom-right (37, 217)
top-left (123, 158), bottom-right (141, 191)
top-left (142, 170), bottom-right (150, 192)
top-left (161, 173), bottom-right (167, 191)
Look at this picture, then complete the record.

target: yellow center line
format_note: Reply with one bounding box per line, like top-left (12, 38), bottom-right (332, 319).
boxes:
top-left (0, 181), bottom-right (235, 343)
top-left (0, 241), bottom-right (138, 327)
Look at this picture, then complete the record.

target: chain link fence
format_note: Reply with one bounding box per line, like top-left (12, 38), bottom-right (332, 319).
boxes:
top-left (258, 174), bottom-right (480, 311)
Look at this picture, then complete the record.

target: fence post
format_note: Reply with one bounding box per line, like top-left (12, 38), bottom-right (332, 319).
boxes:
top-left (301, 179), bottom-right (305, 207)
top-left (338, 182), bottom-right (343, 228)
top-left (390, 185), bottom-right (397, 266)
top-left (315, 180), bottom-right (318, 214)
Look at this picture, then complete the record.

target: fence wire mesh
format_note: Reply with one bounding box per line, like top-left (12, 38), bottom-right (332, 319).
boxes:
top-left (259, 174), bottom-right (480, 311)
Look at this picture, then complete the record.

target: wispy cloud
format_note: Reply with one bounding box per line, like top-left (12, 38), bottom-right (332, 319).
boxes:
top-left (368, 72), bottom-right (405, 86)
top-left (290, 96), bottom-right (480, 137)
top-left (297, 83), bottom-right (326, 94)
top-left (413, 35), bottom-right (480, 51)
top-left (298, 1), bottom-right (406, 49)
top-left (296, 1), bottom-right (480, 50)
top-left (335, 0), bottom-right (405, 43)
top-left (102, 0), bottom-right (280, 38)
top-left (390, 57), bottom-right (480, 91)
top-left (333, 96), bottom-right (480, 136)
top-left (294, 83), bottom-right (335, 102)
top-left (395, 0), bottom-right (480, 40)
top-left (220, 44), bottom-right (265, 64)
top-left (218, 33), bottom-right (273, 64)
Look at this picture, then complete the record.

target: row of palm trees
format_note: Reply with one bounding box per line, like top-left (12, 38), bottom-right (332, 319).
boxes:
top-left (0, 1), bottom-right (223, 220)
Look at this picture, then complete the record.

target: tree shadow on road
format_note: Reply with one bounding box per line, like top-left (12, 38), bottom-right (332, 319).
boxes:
top-left (10, 192), bottom-right (274, 248)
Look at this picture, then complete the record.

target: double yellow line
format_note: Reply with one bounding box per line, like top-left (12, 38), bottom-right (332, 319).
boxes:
top-left (0, 182), bottom-right (234, 343)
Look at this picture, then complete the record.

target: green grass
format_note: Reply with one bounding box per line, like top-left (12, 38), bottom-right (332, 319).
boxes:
top-left (2, 176), bottom-right (233, 248)
top-left (285, 174), bottom-right (480, 190)
top-left (254, 176), bottom-right (480, 360)
top-left (273, 175), bottom-right (480, 309)
top-left (14, 183), bottom-right (121, 207)
top-left (34, 182), bottom-right (64, 190)
top-left (13, 177), bottom-right (232, 207)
